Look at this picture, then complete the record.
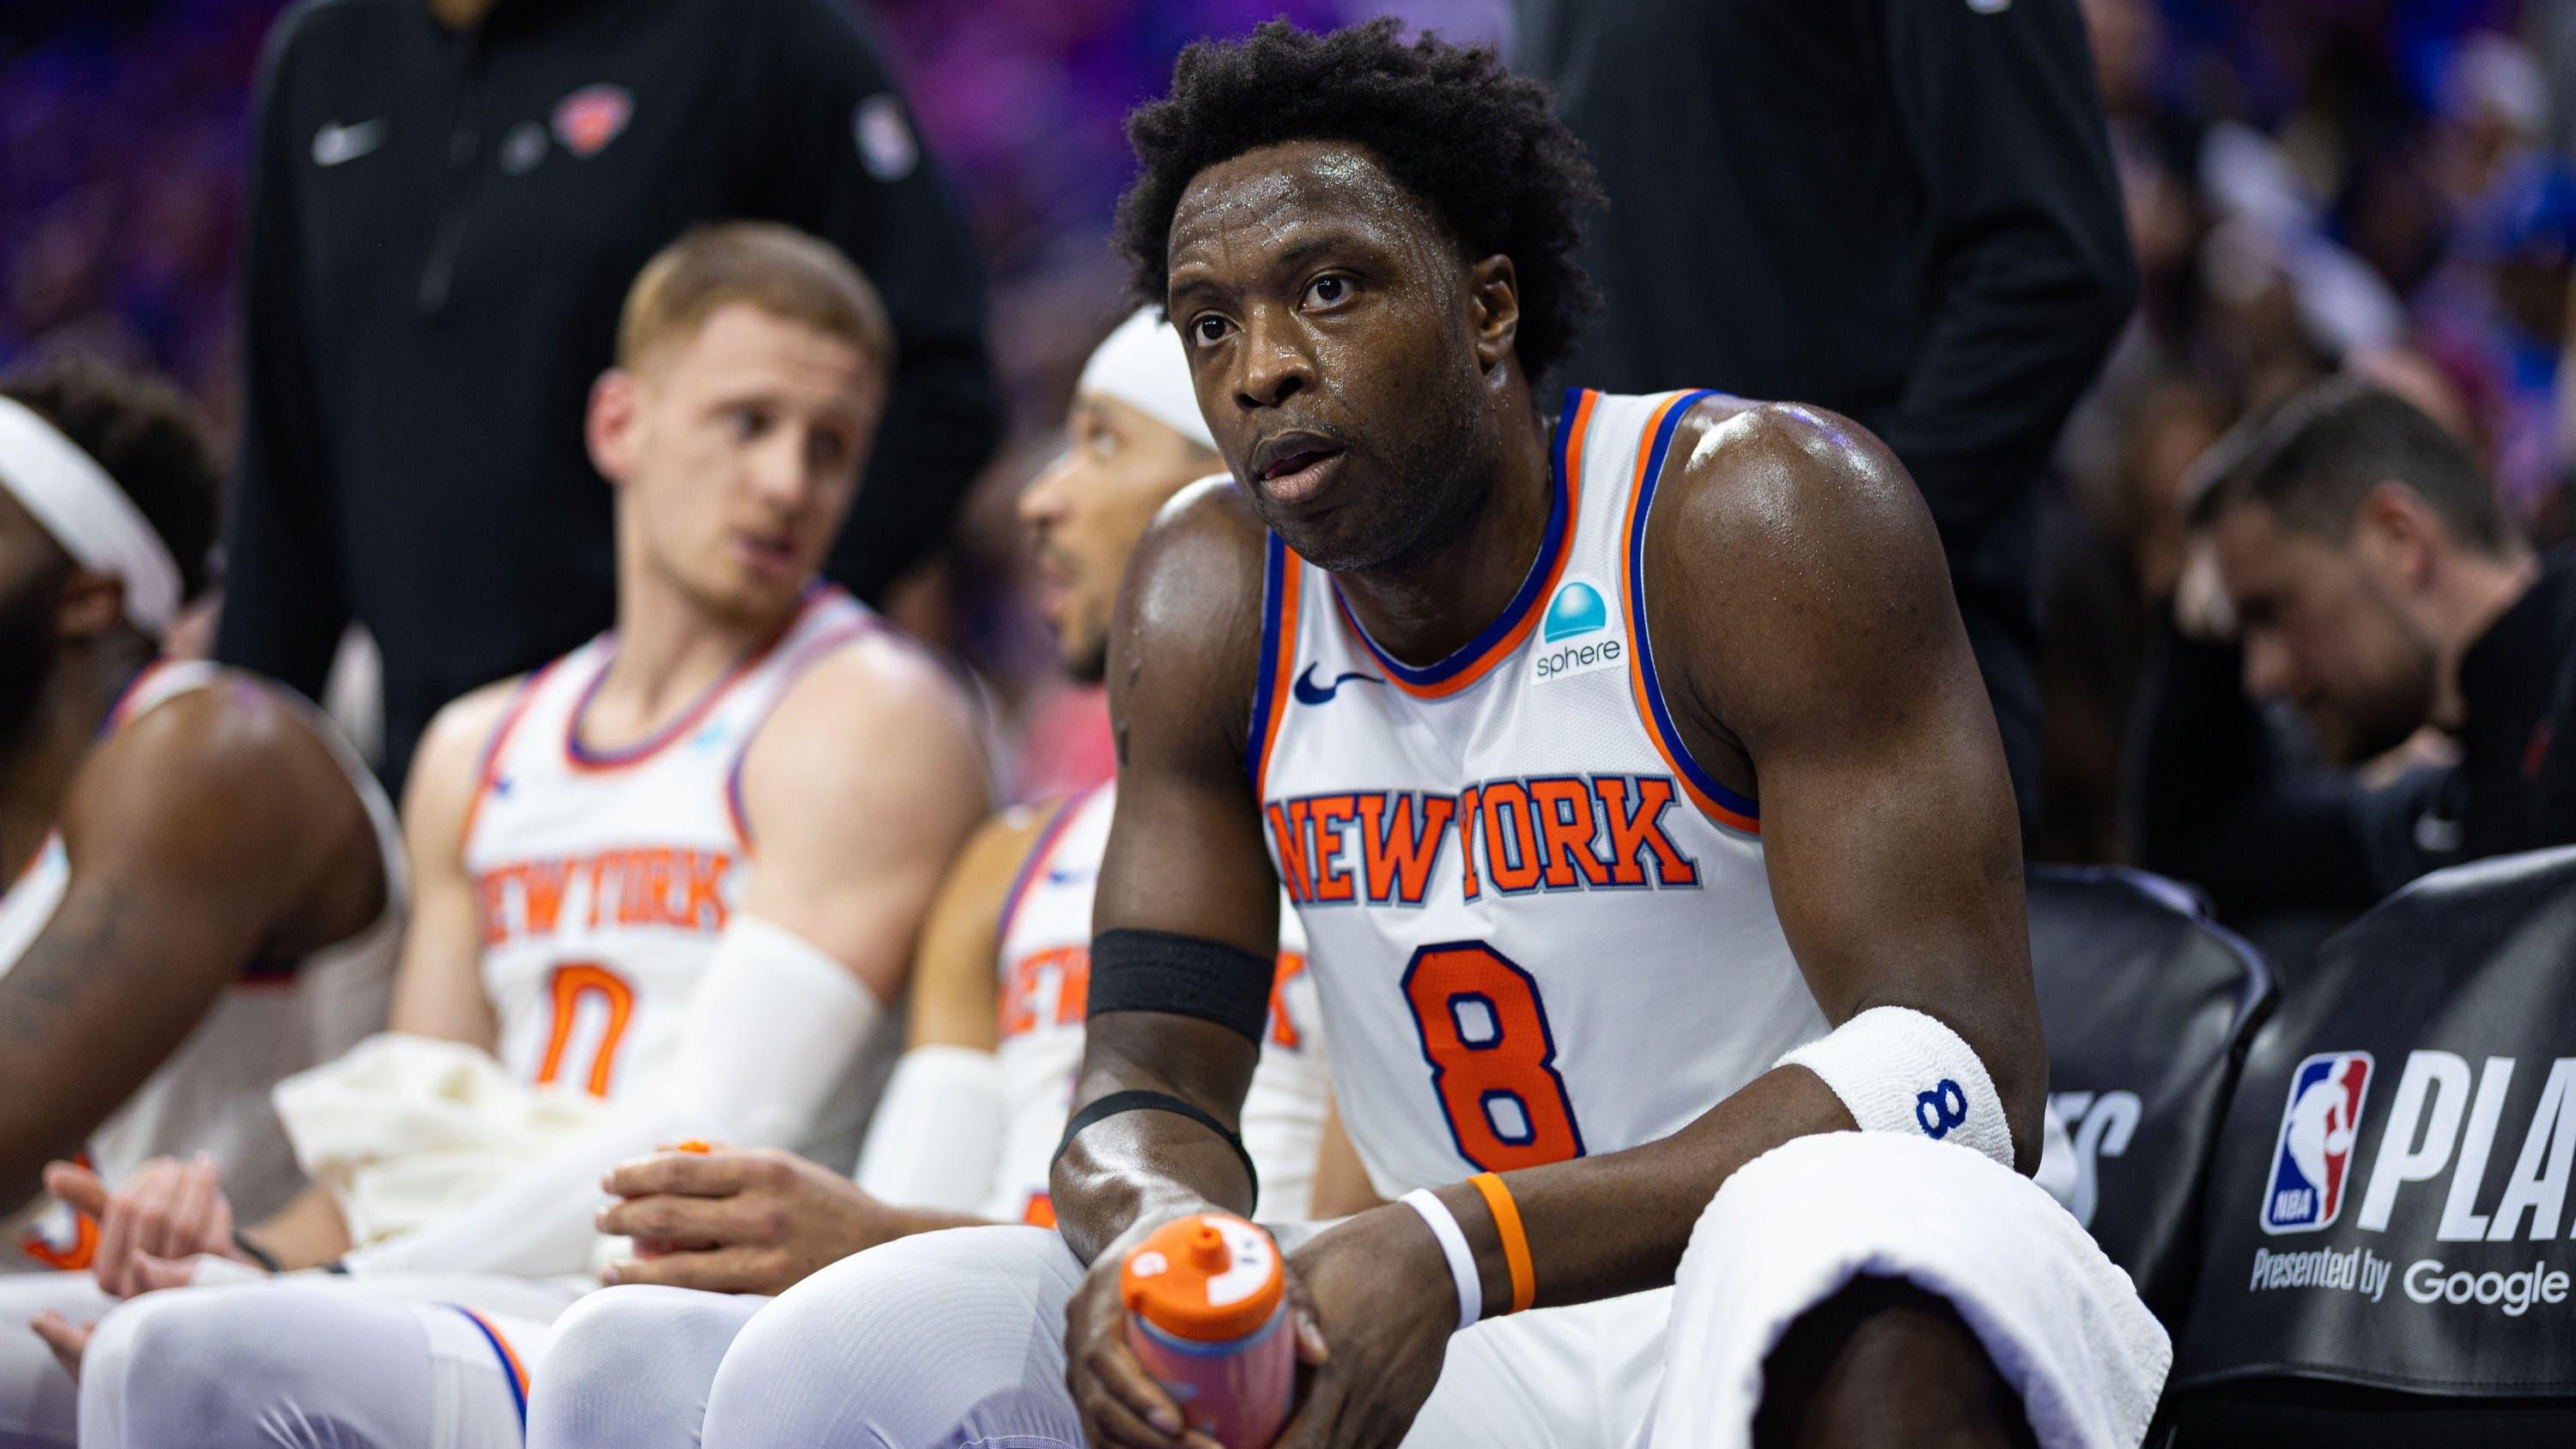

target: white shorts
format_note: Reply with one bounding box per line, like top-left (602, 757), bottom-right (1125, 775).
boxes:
top-left (670, 1222), bottom-right (1674, 1449)
top-left (40, 1271), bottom-right (579, 1449)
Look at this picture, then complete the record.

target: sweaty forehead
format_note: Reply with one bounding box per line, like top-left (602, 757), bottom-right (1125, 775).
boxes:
top-left (1166, 142), bottom-right (1445, 282)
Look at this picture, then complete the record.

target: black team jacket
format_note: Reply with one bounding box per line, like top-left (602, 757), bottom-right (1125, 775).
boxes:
top-left (2132, 552), bottom-right (2576, 915)
top-left (217, 0), bottom-right (1000, 785)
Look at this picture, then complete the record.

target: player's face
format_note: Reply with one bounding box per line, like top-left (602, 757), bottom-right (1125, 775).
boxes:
top-left (1165, 142), bottom-right (1504, 572)
top-left (1018, 393), bottom-right (1217, 682)
top-left (603, 304), bottom-right (883, 624)
top-left (2212, 503), bottom-right (2436, 766)
top-left (0, 492), bottom-right (68, 750)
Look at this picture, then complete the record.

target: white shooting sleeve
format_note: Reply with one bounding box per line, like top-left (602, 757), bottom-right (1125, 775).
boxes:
top-left (851, 1045), bottom-right (1006, 1214)
top-left (344, 916), bottom-right (880, 1276)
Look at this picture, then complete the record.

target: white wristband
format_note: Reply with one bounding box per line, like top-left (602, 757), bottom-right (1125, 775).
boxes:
top-left (1778, 1005), bottom-right (2016, 1169)
top-left (1400, 1188), bottom-right (1481, 1331)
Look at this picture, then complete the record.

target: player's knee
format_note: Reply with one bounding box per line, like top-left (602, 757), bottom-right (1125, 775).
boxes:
top-left (528, 1285), bottom-right (748, 1446)
top-left (705, 1226), bottom-right (1078, 1449)
top-left (1751, 1277), bottom-right (2036, 1449)
top-left (83, 1289), bottom-right (266, 1445)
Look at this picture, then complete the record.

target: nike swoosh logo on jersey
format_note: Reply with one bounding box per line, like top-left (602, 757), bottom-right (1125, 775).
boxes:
top-left (1291, 664), bottom-right (1384, 706)
top-left (313, 118), bottom-right (386, 167)
top-left (1046, 866), bottom-right (1095, 887)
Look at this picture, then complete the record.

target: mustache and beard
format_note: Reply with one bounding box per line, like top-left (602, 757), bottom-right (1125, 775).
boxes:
top-left (0, 565), bottom-right (64, 755)
top-left (2312, 629), bottom-right (2439, 768)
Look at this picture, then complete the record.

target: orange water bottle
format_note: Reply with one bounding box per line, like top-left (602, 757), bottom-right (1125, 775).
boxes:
top-left (1121, 1213), bottom-right (1294, 1448)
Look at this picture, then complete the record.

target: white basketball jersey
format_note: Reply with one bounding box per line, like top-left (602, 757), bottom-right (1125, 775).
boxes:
top-left (0, 661), bottom-right (403, 1271)
top-left (465, 585), bottom-right (888, 1169)
top-left (989, 782), bottom-right (1329, 1222)
top-left (1249, 388), bottom-right (1830, 1198)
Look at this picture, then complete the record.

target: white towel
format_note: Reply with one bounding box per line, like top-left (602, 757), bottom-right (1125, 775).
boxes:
top-left (1651, 1131), bottom-right (2170, 1449)
top-left (271, 1034), bottom-right (611, 1246)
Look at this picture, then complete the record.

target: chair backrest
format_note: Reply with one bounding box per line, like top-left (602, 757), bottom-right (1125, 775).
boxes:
top-left (2162, 845), bottom-right (2576, 1444)
top-left (2027, 865), bottom-right (2274, 1324)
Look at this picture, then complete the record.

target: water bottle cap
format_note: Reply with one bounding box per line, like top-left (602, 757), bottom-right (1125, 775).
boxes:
top-left (1121, 1212), bottom-right (1284, 1342)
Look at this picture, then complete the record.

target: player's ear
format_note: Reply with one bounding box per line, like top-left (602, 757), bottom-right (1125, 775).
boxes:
top-left (2353, 480), bottom-right (2439, 591)
top-left (1466, 254), bottom-right (1521, 373)
top-left (587, 368), bottom-right (641, 487)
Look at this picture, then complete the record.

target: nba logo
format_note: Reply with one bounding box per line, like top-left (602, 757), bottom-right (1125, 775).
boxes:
top-left (2259, 1051), bottom-right (2373, 1234)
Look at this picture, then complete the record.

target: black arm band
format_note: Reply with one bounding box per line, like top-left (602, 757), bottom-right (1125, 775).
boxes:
top-left (1054, 1088), bottom-right (1259, 1205)
top-left (230, 1230), bottom-right (283, 1276)
top-left (1086, 928), bottom-right (1274, 1045)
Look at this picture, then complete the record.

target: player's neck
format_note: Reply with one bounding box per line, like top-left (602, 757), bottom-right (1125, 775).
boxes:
top-left (591, 572), bottom-right (793, 747)
top-left (1333, 391), bottom-right (1555, 668)
top-left (0, 639), bottom-right (152, 875)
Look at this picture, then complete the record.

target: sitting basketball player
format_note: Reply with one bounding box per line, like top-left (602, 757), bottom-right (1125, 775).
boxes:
top-left (31, 223), bottom-right (989, 1449)
top-left (0, 357), bottom-right (400, 1445)
top-left (522, 308), bottom-right (1374, 1444)
top-left (679, 23), bottom-right (2166, 1449)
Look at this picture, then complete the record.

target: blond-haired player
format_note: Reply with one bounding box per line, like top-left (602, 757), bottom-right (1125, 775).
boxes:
top-left (520, 308), bottom-right (1372, 1446)
top-left (32, 222), bottom-right (989, 1449)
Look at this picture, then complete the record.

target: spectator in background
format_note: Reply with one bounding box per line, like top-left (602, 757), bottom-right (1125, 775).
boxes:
top-left (1512, 0), bottom-right (2136, 840)
top-left (2132, 380), bottom-right (2576, 918)
top-left (217, 0), bottom-right (1000, 785)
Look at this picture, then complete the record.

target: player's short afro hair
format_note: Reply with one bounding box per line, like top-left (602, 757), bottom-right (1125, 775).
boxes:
top-left (1, 355), bottom-right (220, 602)
top-left (1115, 18), bottom-right (1604, 382)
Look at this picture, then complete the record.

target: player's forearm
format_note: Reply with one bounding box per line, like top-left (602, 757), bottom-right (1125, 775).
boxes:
top-left (1050, 1009), bottom-right (1263, 1264)
top-left (1050, 1113), bottom-right (1255, 1267)
top-left (1431, 1065), bottom-right (1853, 1313)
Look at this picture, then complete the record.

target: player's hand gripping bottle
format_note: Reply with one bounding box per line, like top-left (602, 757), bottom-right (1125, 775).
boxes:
top-left (1121, 1212), bottom-right (1295, 1448)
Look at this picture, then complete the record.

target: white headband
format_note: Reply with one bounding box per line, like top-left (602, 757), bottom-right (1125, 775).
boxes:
top-left (0, 397), bottom-right (182, 634)
top-left (1075, 308), bottom-right (1217, 451)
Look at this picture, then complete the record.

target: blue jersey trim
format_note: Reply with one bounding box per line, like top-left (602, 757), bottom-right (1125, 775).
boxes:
top-left (1623, 390), bottom-right (1760, 828)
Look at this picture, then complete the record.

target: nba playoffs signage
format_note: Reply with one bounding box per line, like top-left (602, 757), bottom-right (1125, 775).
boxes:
top-left (2174, 846), bottom-right (2576, 1397)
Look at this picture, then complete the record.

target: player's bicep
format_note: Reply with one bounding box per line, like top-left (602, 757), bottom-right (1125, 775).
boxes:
top-left (736, 644), bottom-right (991, 1004)
top-left (0, 701), bottom-right (338, 1189)
top-left (1092, 486), bottom-right (1280, 961)
top-left (1666, 408), bottom-right (2028, 1023)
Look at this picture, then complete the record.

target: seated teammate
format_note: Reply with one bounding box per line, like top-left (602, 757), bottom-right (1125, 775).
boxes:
top-left (31, 222), bottom-right (989, 1449)
top-left (680, 24), bottom-right (2165, 1448)
top-left (0, 357), bottom-right (400, 1444)
top-left (520, 307), bottom-right (1372, 1446)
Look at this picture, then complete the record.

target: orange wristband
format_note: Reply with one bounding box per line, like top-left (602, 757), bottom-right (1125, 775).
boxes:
top-left (1467, 1172), bottom-right (1535, 1314)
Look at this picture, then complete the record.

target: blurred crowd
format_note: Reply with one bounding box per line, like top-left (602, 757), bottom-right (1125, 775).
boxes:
top-left (3, 0), bottom-right (2571, 864)
top-left (2040, 0), bottom-right (2576, 864)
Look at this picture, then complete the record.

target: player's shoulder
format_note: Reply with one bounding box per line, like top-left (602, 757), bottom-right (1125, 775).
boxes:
top-left (769, 615), bottom-right (978, 744)
top-left (1139, 472), bottom-right (1267, 565)
top-left (86, 665), bottom-right (330, 783)
top-left (399, 673), bottom-right (531, 815)
top-left (1121, 475), bottom-right (1271, 646)
top-left (1650, 397), bottom-right (1935, 572)
top-left (64, 666), bottom-right (350, 847)
top-left (743, 619), bottom-right (987, 823)
top-left (416, 674), bottom-right (531, 772)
